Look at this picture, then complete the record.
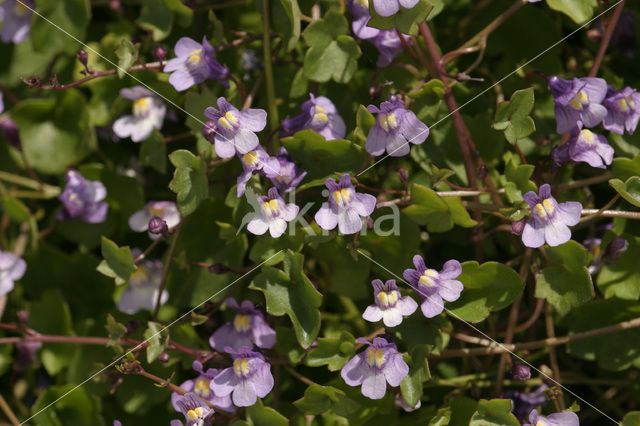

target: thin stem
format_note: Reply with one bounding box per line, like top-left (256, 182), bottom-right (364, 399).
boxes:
top-left (588, 0), bottom-right (626, 77)
top-left (579, 194), bottom-right (621, 223)
top-left (134, 238), bottom-right (164, 264)
top-left (557, 173), bottom-right (611, 192)
top-left (283, 364), bottom-right (317, 386)
top-left (580, 209), bottom-right (640, 220)
top-left (262, 0), bottom-right (279, 131)
top-left (0, 171), bottom-right (59, 195)
top-left (227, 74), bottom-right (248, 103)
top-left (0, 394), bottom-right (19, 426)
top-left (242, 71), bottom-right (265, 109)
top-left (153, 222), bottom-right (183, 320)
top-left (545, 303), bottom-right (564, 409)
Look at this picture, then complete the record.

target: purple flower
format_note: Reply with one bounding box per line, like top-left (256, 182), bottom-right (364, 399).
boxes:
top-left (602, 86), bottom-right (640, 135)
top-left (504, 385), bottom-right (548, 420)
top-left (236, 146), bottom-right (280, 197)
top-left (402, 255), bottom-right (463, 318)
top-left (163, 37), bottom-right (229, 91)
top-left (362, 279), bottom-right (417, 327)
top-left (112, 87), bottom-right (166, 142)
top-left (129, 201), bottom-right (181, 239)
top-left (57, 169), bottom-right (108, 224)
top-left (211, 347), bottom-right (274, 407)
top-left (281, 94), bottom-right (346, 141)
top-left (551, 129), bottom-right (614, 169)
top-left (366, 95), bottom-right (429, 156)
top-left (204, 97), bottom-right (267, 159)
top-left (116, 253), bottom-right (168, 314)
top-left (522, 184), bottom-right (582, 248)
top-left (171, 361), bottom-right (234, 414)
top-left (0, 0), bottom-right (34, 43)
top-left (604, 237), bottom-right (628, 264)
top-left (0, 251), bottom-right (25, 296)
top-left (340, 337), bottom-right (408, 399)
top-left (371, 0), bottom-right (419, 17)
top-left (524, 409), bottom-right (579, 426)
top-left (511, 364), bottom-right (531, 381)
top-left (370, 30), bottom-right (409, 68)
top-left (0, 116), bottom-right (22, 150)
top-left (395, 394), bottom-right (421, 412)
top-left (314, 174), bottom-right (376, 235)
top-left (15, 340), bottom-right (40, 369)
top-left (269, 147), bottom-right (307, 193)
top-left (246, 187), bottom-right (299, 238)
top-left (548, 76), bottom-right (608, 134)
top-left (175, 392), bottom-right (215, 426)
top-left (209, 298), bottom-right (276, 351)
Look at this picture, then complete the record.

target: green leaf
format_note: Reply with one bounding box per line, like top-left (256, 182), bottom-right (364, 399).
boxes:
top-left (622, 412), bottom-right (640, 426)
top-left (545, 0), bottom-right (597, 24)
top-left (293, 384), bottom-right (360, 417)
top-left (305, 330), bottom-right (356, 371)
top-left (10, 89), bottom-right (96, 175)
top-left (400, 345), bottom-right (430, 408)
top-left (402, 184), bottom-right (477, 232)
top-left (395, 313), bottom-right (451, 354)
top-left (246, 400), bottom-right (289, 426)
top-left (429, 407), bottom-right (452, 426)
top-left (469, 399), bottom-right (520, 426)
top-left (290, 68), bottom-right (309, 98)
top-left (96, 236), bottom-right (136, 286)
top-left (250, 250), bottom-right (322, 348)
top-left (408, 79), bottom-right (445, 120)
top-left (275, 326), bottom-right (306, 364)
top-left (609, 177), bottom-right (640, 207)
top-left (169, 149), bottom-right (209, 216)
top-left (447, 261), bottom-right (525, 323)
top-left (493, 88), bottom-right (536, 144)
top-left (597, 235), bottom-right (640, 300)
top-left (354, 104), bottom-right (376, 142)
top-left (1, 195), bottom-right (31, 222)
top-left (143, 321), bottom-right (168, 363)
top-left (115, 39), bottom-right (140, 78)
top-left (535, 241), bottom-right (594, 315)
top-left (140, 130), bottom-right (167, 173)
top-left (31, 0), bottom-right (91, 54)
top-left (31, 385), bottom-right (103, 426)
top-left (501, 157), bottom-right (537, 202)
top-left (367, 0), bottom-right (433, 35)
top-left (272, 0), bottom-right (301, 52)
top-left (281, 130), bottom-right (368, 180)
top-left (165, 0), bottom-right (193, 26)
top-left (612, 156), bottom-right (640, 181)
top-left (137, 0), bottom-right (173, 41)
top-left (302, 10), bottom-right (361, 83)
top-left (449, 397), bottom-right (479, 426)
top-left (105, 314), bottom-right (127, 347)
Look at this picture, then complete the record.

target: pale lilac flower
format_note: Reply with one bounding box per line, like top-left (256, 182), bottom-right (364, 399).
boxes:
top-left (116, 253), bottom-right (168, 314)
top-left (366, 95), bottom-right (429, 156)
top-left (246, 187), bottom-right (299, 238)
top-left (57, 170), bottom-right (108, 223)
top-left (0, 251), bottom-right (26, 296)
top-left (171, 361), bottom-right (234, 414)
top-left (203, 97), bottom-right (266, 158)
top-left (129, 201), bottom-right (181, 240)
top-left (372, 0), bottom-right (419, 17)
top-left (314, 174), bottom-right (376, 235)
top-left (269, 147), bottom-right (307, 193)
top-left (211, 347), bottom-right (274, 407)
top-left (281, 94), bottom-right (346, 141)
top-left (112, 87), bottom-right (166, 142)
top-left (163, 37), bottom-right (229, 91)
top-left (524, 409), bottom-right (579, 426)
top-left (0, 92), bottom-right (3, 113)
top-left (209, 298), bottom-right (276, 351)
top-left (602, 86), bottom-right (640, 135)
top-left (522, 184), bottom-right (582, 248)
top-left (362, 279), bottom-right (417, 327)
top-left (236, 146), bottom-right (280, 197)
top-left (504, 385), bottom-right (548, 420)
top-left (0, 0), bottom-right (34, 44)
top-left (527, 0), bottom-right (542, 2)
top-left (551, 129), bottom-right (614, 169)
top-left (175, 392), bottom-right (215, 426)
top-left (402, 255), bottom-right (463, 318)
top-left (341, 337), bottom-right (408, 399)
top-left (395, 394), bottom-right (421, 412)
top-left (348, 0), bottom-right (380, 40)
top-left (548, 76), bottom-right (608, 134)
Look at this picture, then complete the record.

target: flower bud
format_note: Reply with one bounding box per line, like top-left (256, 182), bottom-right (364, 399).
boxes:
top-left (604, 237), bottom-right (628, 264)
top-left (203, 120), bottom-right (217, 143)
top-left (77, 49), bottom-right (89, 66)
top-left (511, 219), bottom-right (526, 236)
top-left (366, 216), bottom-right (374, 230)
top-left (0, 117), bottom-right (21, 150)
top-left (154, 45), bottom-right (167, 61)
top-left (511, 364), bottom-right (531, 381)
top-left (397, 168), bottom-right (408, 186)
top-left (478, 164), bottom-right (488, 180)
top-left (148, 216), bottom-right (168, 236)
top-left (157, 352), bottom-right (170, 363)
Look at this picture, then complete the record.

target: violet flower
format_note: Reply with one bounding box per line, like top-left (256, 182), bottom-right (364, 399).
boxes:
top-left (175, 392), bottom-right (215, 426)
top-left (163, 37), bottom-right (229, 91)
top-left (211, 347), bottom-right (274, 407)
top-left (522, 184), bottom-right (582, 248)
top-left (504, 385), bottom-right (548, 420)
top-left (209, 298), bottom-right (276, 351)
top-left (0, 116), bottom-right (22, 150)
top-left (548, 76), bottom-right (608, 134)
top-left (57, 169), bottom-right (108, 224)
top-left (129, 201), bottom-right (181, 239)
top-left (203, 97), bottom-right (267, 158)
top-left (524, 409), bottom-right (579, 426)
top-left (116, 253), bottom-right (168, 314)
top-left (0, 251), bottom-right (26, 297)
top-left (15, 340), bottom-right (40, 369)
top-left (315, 174), bottom-right (376, 235)
top-left (602, 86), bottom-right (640, 135)
top-left (402, 255), bottom-right (463, 318)
top-left (362, 279), bottom-right (417, 327)
top-left (366, 95), bottom-right (429, 156)
top-left (341, 337), bottom-right (408, 399)
top-left (371, 0), bottom-right (419, 17)
top-left (269, 147), bottom-right (307, 193)
top-left (370, 30), bottom-right (409, 68)
top-left (112, 87), bottom-right (166, 142)
top-left (348, 0), bottom-right (380, 40)
top-left (281, 94), bottom-right (346, 141)
top-left (551, 129), bottom-right (614, 169)
top-left (236, 146), bottom-right (280, 197)
top-left (0, 0), bottom-right (34, 44)
top-left (171, 361), bottom-right (234, 414)
top-left (246, 187), bottom-right (299, 238)
top-left (511, 364), bottom-right (531, 381)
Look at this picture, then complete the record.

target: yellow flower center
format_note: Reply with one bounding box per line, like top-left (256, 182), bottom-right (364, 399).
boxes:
top-left (332, 188), bottom-right (351, 206)
top-left (570, 90), bottom-right (589, 110)
top-left (188, 49), bottom-right (202, 64)
top-left (356, 0), bottom-right (369, 6)
top-left (218, 111), bottom-right (239, 131)
top-left (133, 97), bottom-right (152, 116)
top-left (187, 406), bottom-right (205, 420)
top-left (233, 358), bottom-right (250, 377)
top-left (377, 290), bottom-right (399, 308)
top-left (380, 113), bottom-right (399, 132)
top-left (535, 198), bottom-right (555, 218)
top-left (617, 96), bottom-right (635, 113)
top-left (242, 151), bottom-right (259, 167)
top-left (130, 266), bottom-right (149, 284)
top-left (262, 199), bottom-right (280, 216)
top-left (366, 348), bottom-right (385, 368)
top-left (313, 105), bottom-right (328, 124)
top-left (194, 378), bottom-right (211, 397)
top-left (275, 174), bottom-right (292, 184)
top-left (419, 269), bottom-right (439, 288)
top-left (234, 314), bottom-right (251, 332)
top-left (14, 2), bottom-right (29, 16)
top-left (579, 129), bottom-right (596, 146)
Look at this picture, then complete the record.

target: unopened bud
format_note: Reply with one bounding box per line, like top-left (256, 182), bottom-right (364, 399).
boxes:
top-left (511, 364), bottom-right (531, 381)
top-left (77, 49), bottom-right (88, 66)
top-left (366, 216), bottom-right (374, 230)
top-left (604, 237), bottom-right (628, 264)
top-left (511, 219), bottom-right (526, 236)
top-left (478, 164), bottom-right (488, 180)
top-left (203, 120), bottom-right (217, 143)
top-left (148, 216), bottom-right (168, 236)
top-left (157, 352), bottom-right (170, 363)
top-left (154, 45), bottom-right (167, 61)
top-left (208, 264), bottom-right (229, 274)
top-left (125, 321), bottom-right (138, 335)
top-left (397, 168), bottom-right (409, 186)
top-left (0, 117), bottom-right (22, 150)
